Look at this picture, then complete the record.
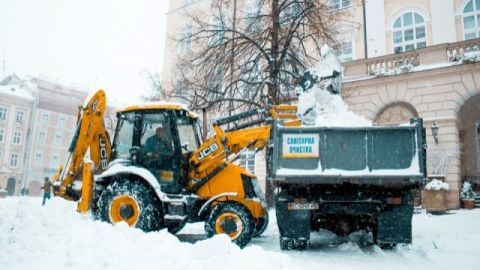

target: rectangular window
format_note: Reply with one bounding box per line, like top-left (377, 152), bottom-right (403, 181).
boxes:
top-left (16, 111), bottom-right (24, 124)
top-left (41, 113), bottom-right (49, 125)
top-left (415, 27), bottom-right (425, 39)
top-left (330, 0), bottom-right (351, 9)
top-left (393, 31), bottom-right (403, 44)
top-left (417, 41), bottom-right (426, 49)
top-left (179, 25), bottom-right (192, 53)
top-left (405, 44), bottom-right (415, 52)
top-left (245, 1), bottom-right (260, 33)
top-left (10, 153), bottom-right (19, 168)
top-left (38, 131), bottom-right (46, 144)
top-left (58, 116), bottom-right (66, 128)
top-left (404, 29), bottom-right (414, 41)
top-left (0, 128), bottom-right (4, 142)
top-left (240, 150), bottom-right (256, 174)
top-left (465, 32), bottom-right (477, 40)
top-left (54, 133), bottom-right (62, 146)
top-left (335, 41), bottom-right (354, 62)
top-left (464, 16), bottom-right (475, 29)
top-left (13, 131), bottom-right (22, 144)
top-left (51, 155), bottom-right (60, 169)
top-left (35, 152), bottom-right (43, 166)
top-left (0, 107), bottom-right (7, 120)
top-left (210, 15), bottom-right (226, 46)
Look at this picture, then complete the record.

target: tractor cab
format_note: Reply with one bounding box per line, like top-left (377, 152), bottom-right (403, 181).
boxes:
top-left (111, 104), bottom-right (202, 193)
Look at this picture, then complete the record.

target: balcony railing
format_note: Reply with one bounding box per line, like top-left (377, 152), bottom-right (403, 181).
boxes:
top-left (446, 38), bottom-right (480, 63)
top-left (366, 51), bottom-right (419, 76)
top-left (344, 38), bottom-right (480, 81)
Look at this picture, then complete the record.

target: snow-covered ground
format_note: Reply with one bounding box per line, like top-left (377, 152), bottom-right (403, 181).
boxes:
top-left (1, 197), bottom-right (479, 270)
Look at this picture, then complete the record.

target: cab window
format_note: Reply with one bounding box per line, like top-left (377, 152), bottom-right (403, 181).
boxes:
top-left (112, 112), bottom-right (135, 159)
top-left (176, 114), bottom-right (200, 154)
top-left (141, 112), bottom-right (174, 156)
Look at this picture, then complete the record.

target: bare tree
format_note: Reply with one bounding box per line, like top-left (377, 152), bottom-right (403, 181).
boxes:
top-left (169, 0), bottom-right (349, 113)
top-left (142, 71), bottom-right (164, 102)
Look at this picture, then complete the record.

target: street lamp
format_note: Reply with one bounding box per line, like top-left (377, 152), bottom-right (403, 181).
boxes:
top-left (431, 121), bottom-right (439, 144)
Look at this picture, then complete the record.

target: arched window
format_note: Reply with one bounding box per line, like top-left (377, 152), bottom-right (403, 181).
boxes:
top-left (463, 0), bottom-right (480, 40)
top-left (392, 12), bottom-right (426, 53)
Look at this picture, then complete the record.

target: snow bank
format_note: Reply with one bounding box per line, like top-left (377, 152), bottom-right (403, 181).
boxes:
top-left (425, 179), bottom-right (449, 191)
top-left (0, 197), bottom-right (291, 270)
top-left (2, 197), bottom-right (480, 270)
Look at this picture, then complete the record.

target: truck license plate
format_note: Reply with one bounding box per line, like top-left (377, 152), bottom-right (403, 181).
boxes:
top-left (288, 202), bottom-right (319, 210)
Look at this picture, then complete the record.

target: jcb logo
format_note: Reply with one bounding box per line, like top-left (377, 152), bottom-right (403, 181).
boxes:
top-left (198, 143), bottom-right (219, 160)
top-left (99, 136), bottom-right (108, 170)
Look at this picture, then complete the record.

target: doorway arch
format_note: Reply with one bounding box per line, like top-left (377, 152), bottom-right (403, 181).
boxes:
top-left (458, 93), bottom-right (480, 188)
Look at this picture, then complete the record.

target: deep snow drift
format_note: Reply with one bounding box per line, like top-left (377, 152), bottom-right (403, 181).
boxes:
top-left (1, 197), bottom-right (479, 270)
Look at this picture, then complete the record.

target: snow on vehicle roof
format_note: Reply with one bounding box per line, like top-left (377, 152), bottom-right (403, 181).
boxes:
top-left (118, 101), bottom-right (199, 118)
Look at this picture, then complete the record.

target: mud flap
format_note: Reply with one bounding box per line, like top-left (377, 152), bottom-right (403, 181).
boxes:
top-left (377, 193), bottom-right (413, 245)
top-left (275, 199), bottom-right (311, 239)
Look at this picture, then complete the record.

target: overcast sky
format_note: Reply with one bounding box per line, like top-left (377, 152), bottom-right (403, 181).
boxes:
top-left (0, 0), bottom-right (170, 105)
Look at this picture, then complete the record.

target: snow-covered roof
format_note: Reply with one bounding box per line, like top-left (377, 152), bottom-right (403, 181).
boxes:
top-left (0, 84), bottom-right (35, 100)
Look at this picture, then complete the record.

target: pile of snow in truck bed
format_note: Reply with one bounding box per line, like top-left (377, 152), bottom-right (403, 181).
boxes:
top-left (1, 197), bottom-right (480, 270)
top-left (297, 89), bottom-right (372, 127)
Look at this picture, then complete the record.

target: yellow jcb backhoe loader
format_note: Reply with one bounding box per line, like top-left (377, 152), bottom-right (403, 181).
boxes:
top-left (54, 89), bottom-right (298, 247)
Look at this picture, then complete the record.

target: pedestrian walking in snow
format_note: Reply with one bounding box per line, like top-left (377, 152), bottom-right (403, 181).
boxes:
top-left (41, 177), bottom-right (52, 206)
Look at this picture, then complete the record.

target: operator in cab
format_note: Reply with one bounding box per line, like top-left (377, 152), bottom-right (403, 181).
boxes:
top-left (144, 126), bottom-right (173, 157)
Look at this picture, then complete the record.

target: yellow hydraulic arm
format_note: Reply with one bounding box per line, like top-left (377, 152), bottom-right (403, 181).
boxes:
top-left (188, 105), bottom-right (299, 182)
top-left (53, 89), bottom-right (112, 209)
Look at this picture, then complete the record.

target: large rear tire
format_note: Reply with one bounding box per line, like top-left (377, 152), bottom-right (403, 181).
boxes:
top-left (96, 179), bottom-right (163, 232)
top-left (205, 202), bottom-right (255, 248)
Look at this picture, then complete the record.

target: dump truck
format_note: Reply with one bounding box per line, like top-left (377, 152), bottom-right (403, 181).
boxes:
top-left (268, 118), bottom-right (426, 249)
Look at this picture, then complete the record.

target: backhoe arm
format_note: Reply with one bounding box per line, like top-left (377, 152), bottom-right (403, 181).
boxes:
top-left (53, 89), bottom-right (112, 201)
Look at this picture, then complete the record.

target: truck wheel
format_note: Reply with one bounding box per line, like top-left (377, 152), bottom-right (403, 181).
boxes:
top-left (295, 238), bottom-right (309, 250)
top-left (205, 202), bottom-right (255, 248)
top-left (96, 179), bottom-right (163, 232)
top-left (253, 213), bottom-right (269, 237)
top-left (378, 242), bottom-right (397, 250)
top-left (280, 237), bottom-right (294, 250)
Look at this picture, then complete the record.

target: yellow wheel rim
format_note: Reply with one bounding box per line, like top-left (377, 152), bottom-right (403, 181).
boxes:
top-left (214, 212), bottom-right (243, 240)
top-left (109, 195), bottom-right (140, 226)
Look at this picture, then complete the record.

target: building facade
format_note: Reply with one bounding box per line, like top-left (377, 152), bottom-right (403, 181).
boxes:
top-left (0, 75), bottom-right (36, 195)
top-left (25, 76), bottom-right (88, 196)
top-left (162, 0), bottom-right (480, 209)
top-left (0, 74), bottom-right (88, 196)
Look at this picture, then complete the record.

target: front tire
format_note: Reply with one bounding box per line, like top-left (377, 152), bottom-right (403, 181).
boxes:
top-left (205, 202), bottom-right (255, 248)
top-left (96, 179), bottom-right (163, 232)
